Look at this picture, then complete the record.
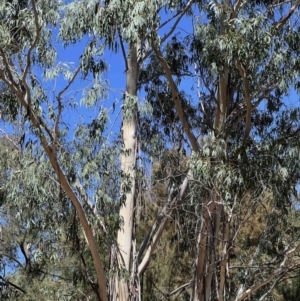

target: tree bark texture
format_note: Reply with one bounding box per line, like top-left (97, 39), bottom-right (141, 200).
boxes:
top-left (114, 44), bottom-right (138, 301)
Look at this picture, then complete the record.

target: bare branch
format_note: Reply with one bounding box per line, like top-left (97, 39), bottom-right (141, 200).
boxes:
top-left (118, 28), bottom-right (129, 72)
top-left (0, 253), bottom-right (24, 268)
top-left (53, 66), bottom-right (81, 155)
top-left (236, 62), bottom-right (251, 141)
top-left (0, 276), bottom-right (27, 294)
top-left (138, 205), bottom-right (171, 274)
top-left (57, 66), bottom-right (81, 101)
top-left (161, 0), bottom-right (194, 44)
top-left (159, 11), bottom-right (182, 31)
top-left (258, 274), bottom-right (285, 301)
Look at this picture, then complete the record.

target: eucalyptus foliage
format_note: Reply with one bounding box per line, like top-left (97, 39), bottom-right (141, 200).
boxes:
top-left (1, 0), bottom-right (300, 301)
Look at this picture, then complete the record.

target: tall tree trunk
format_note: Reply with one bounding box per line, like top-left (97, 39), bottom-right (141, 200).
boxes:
top-left (114, 44), bottom-right (138, 301)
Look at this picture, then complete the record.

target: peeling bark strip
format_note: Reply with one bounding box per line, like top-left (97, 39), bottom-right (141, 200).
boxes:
top-left (115, 45), bottom-right (138, 301)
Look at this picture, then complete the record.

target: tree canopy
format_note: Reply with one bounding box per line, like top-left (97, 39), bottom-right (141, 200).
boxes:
top-left (1, 0), bottom-right (300, 301)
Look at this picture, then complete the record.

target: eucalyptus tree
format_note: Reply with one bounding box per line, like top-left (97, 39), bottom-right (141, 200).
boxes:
top-left (146, 1), bottom-right (300, 300)
top-left (1, 1), bottom-right (300, 301)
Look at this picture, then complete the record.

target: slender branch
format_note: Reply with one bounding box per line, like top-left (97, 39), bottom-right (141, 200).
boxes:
top-left (75, 180), bottom-right (109, 238)
top-left (138, 205), bottom-right (172, 274)
top-left (2, 75), bottom-right (53, 144)
top-left (0, 59), bottom-right (53, 143)
top-left (138, 172), bottom-right (190, 274)
top-left (0, 253), bottom-right (24, 268)
top-left (118, 29), bottom-right (128, 72)
top-left (212, 0), bottom-right (220, 9)
top-left (152, 45), bottom-right (199, 152)
top-left (275, 0), bottom-right (300, 29)
top-left (258, 274), bottom-right (285, 301)
top-left (8, 78), bottom-right (108, 301)
top-left (0, 48), bottom-right (18, 89)
top-left (20, 0), bottom-right (41, 113)
top-left (161, 0), bottom-right (194, 44)
top-left (158, 280), bottom-right (192, 301)
top-left (57, 66), bottom-right (81, 101)
top-left (230, 265), bottom-right (278, 269)
top-left (41, 142), bottom-right (108, 301)
top-left (235, 247), bottom-right (300, 301)
top-left (230, 97), bottom-right (264, 129)
top-left (236, 262), bottom-right (300, 301)
top-left (0, 129), bottom-right (21, 150)
top-left (236, 62), bottom-right (251, 141)
top-left (273, 126), bottom-right (300, 146)
top-left (227, 77), bottom-right (286, 133)
top-left (11, 79), bottom-right (54, 143)
top-left (22, 0), bottom-right (40, 83)
top-left (0, 276), bottom-right (27, 294)
top-left (54, 66), bottom-right (81, 155)
top-left (138, 175), bottom-right (178, 273)
top-left (159, 11), bottom-right (182, 30)
top-left (142, 0), bottom-right (195, 62)
top-left (264, 0), bottom-right (293, 14)
top-left (0, 67), bottom-right (45, 139)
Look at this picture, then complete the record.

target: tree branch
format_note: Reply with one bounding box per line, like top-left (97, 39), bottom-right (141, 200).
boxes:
top-left (118, 29), bottom-right (128, 72)
top-left (0, 48), bottom-right (19, 90)
top-left (235, 247), bottom-right (300, 301)
top-left (0, 253), bottom-right (24, 268)
top-left (142, 0), bottom-right (195, 62)
top-left (153, 45), bottom-right (199, 152)
top-left (236, 62), bottom-right (251, 141)
top-left (22, 0), bottom-right (40, 83)
top-left (54, 66), bottom-right (81, 155)
top-left (75, 180), bottom-right (109, 239)
top-left (138, 202), bottom-right (172, 274)
top-left (0, 276), bottom-right (27, 294)
top-left (275, 0), bottom-right (300, 29)
top-left (138, 172), bottom-right (190, 274)
top-left (161, 0), bottom-right (194, 44)
top-left (21, 0), bottom-right (41, 102)
top-left (158, 280), bottom-right (192, 301)
top-left (41, 143), bottom-right (107, 301)
top-left (4, 65), bottom-right (108, 301)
